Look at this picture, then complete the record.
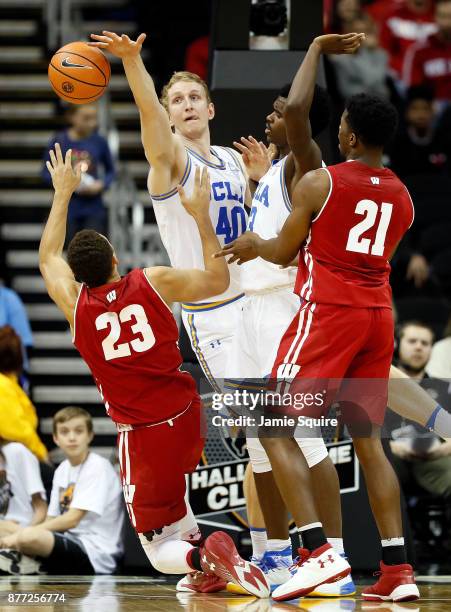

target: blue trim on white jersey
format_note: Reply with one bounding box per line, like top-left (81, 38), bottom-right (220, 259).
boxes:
top-left (187, 147), bottom-right (226, 170)
top-left (280, 157), bottom-right (292, 212)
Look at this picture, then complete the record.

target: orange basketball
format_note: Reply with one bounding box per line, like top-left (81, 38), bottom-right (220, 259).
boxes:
top-left (48, 41), bottom-right (111, 104)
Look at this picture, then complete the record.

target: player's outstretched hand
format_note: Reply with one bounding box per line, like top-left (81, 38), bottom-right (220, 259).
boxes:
top-left (312, 33), bottom-right (365, 55)
top-left (178, 166), bottom-right (211, 220)
top-left (213, 232), bottom-right (261, 265)
top-left (233, 135), bottom-right (271, 182)
top-left (89, 31), bottom-right (146, 58)
top-left (46, 143), bottom-right (81, 194)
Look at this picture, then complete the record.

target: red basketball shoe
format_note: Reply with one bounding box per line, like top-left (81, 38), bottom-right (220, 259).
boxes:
top-left (200, 531), bottom-right (270, 598)
top-left (176, 571), bottom-right (227, 593)
top-left (362, 562), bottom-right (420, 602)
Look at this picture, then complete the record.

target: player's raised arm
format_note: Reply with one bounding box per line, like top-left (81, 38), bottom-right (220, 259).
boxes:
top-left (90, 31), bottom-right (178, 172)
top-left (38, 144), bottom-right (81, 325)
top-left (145, 167), bottom-right (230, 303)
top-left (285, 33), bottom-right (364, 177)
top-left (214, 168), bottom-right (330, 266)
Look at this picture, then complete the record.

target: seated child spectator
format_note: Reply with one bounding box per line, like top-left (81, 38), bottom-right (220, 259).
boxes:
top-left (0, 407), bottom-right (124, 575)
top-left (0, 441), bottom-right (47, 539)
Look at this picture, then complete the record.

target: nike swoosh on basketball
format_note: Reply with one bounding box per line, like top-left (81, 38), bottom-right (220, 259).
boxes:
top-left (61, 57), bottom-right (93, 69)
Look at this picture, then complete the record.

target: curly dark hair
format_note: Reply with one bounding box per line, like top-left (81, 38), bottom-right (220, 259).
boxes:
top-left (67, 230), bottom-right (114, 288)
top-left (277, 83), bottom-right (331, 138)
top-left (0, 325), bottom-right (23, 374)
top-left (345, 93), bottom-right (398, 148)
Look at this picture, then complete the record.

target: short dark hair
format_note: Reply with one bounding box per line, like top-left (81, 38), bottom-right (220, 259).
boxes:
top-left (0, 325), bottom-right (23, 374)
top-left (67, 230), bottom-right (114, 288)
top-left (398, 320), bottom-right (435, 342)
top-left (345, 93), bottom-right (398, 148)
top-left (277, 83), bottom-right (331, 138)
top-left (406, 84), bottom-right (434, 104)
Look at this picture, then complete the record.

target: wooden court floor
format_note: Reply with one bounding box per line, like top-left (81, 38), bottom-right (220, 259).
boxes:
top-left (0, 575), bottom-right (450, 611)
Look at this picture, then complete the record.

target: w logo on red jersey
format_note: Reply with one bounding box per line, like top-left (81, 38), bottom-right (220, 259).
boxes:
top-left (371, 177), bottom-right (380, 185)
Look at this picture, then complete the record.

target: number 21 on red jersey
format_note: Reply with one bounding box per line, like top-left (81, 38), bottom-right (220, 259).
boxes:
top-left (346, 199), bottom-right (393, 256)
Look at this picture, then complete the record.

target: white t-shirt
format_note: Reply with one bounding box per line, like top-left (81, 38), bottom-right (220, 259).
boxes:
top-left (0, 442), bottom-right (46, 526)
top-left (48, 452), bottom-right (124, 574)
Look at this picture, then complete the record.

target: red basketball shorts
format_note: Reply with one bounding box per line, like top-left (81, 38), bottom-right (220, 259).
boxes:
top-left (117, 395), bottom-right (205, 533)
top-left (270, 301), bottom-right (394, 426)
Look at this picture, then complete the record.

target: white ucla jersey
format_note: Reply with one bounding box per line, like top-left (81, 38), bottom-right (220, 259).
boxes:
top-left (150, 146), bottom-right (247, 304)
top-left (241, 156), bottom-right (297, 293)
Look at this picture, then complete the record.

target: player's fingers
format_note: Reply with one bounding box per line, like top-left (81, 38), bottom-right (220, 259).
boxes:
top-left (46, 161), bottom-right (54, 175)
top-left (193, 164), bottom-right (201, 187)
top-left (88, 42), bottom-right (109, 48)
top-left (65, 148), bottom-right (72, 167)
top-left (227, 254), bottom-right (240, 265)
top-left (102, 30), bottom-right (121, 41)
top-left (122, 34), bottom-right (131, 44)
top-left (213, 243), bottom-right (235, 257)
top-left (201, 166), bottom-right (209, 189)
top-left (49, 148), bottom-right (57, 168)
top-left (90, 34), bottom-right (114, 44)
top-left (344, 34), bottom-right (365, 46)
top-left (74, 161), bottom-right (82, 179)
top-left (136, 33), bottom-right (147, 45)
top-left (241, 137), bottom-right (255, 149)
top-left (233, 141), bottom-right (249, 154)
top-left (242, 152), bottom-right (250, 165)
top-left (259, 141), bottom-right (268, 153)
top-left (55, 142), bottom-right (64, 165)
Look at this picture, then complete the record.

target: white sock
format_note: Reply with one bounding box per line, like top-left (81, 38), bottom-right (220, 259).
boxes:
top-left (433, 408), bottom-right (451, 438)
top-left (250, 527), bottom-right (267, 559)
top-left (138, 521), bottom-right (195, 574)
top-left (381, 537), bottom-right (404, 547)
top-left (327, 537), bottom-right (345, 555)
top-left (180, 501), bottom-right (201, 543)
top-left (267, 538), bottom-right (291, 553)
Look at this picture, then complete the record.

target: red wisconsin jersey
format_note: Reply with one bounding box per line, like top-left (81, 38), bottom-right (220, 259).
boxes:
top-left (295, 160), bottom-right (414, 308)
top-left (73, 268), bottom-right (197, 425)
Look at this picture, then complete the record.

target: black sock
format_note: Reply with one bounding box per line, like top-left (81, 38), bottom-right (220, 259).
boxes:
top-left (298, 525), bottom-right (327, 552)
top-left (187, 546), bottom-right (202, 571)
top-left (382, 545), bottom-right (407, 565)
